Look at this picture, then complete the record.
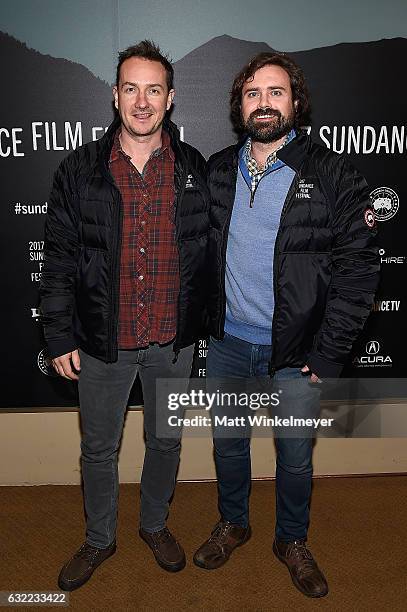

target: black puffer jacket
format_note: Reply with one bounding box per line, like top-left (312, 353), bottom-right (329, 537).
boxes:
top-left (40, 116), bottom-right (210, 361)
top-left (207, 132), bottom-right (380, 378)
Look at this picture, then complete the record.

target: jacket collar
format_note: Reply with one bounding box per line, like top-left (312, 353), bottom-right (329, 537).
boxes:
top-left (275, 131), bottom-right (311, 171)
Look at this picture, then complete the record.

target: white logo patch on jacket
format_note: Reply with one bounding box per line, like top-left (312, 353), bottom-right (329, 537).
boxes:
top-left (295, 178), bottom-right (314, 199)
top-left (185, 174), bottom-right (195, 189)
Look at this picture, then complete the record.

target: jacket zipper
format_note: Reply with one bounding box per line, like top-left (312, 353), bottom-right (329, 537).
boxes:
top-left (172, 161), bottom-right (188, 358)
top-left (268, 171), bottom-right (301, 376)
top-left (217, 162), bottom-right (239, 338)
top-left (108, 191), bottom-right (123, 361)
top-left (107, 184), bottom-right (123, 362)
top-left (249, 182), bottom-right (260, 208)
top-left (97, 146), bottom-right (124, 363)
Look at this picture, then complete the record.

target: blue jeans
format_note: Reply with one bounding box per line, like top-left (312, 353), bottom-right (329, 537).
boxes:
top-left (207, 333), bottom-right (320, 542)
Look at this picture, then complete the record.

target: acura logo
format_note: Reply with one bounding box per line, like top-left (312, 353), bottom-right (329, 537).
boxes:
top-left (366, 341), bottom-right (380, 355)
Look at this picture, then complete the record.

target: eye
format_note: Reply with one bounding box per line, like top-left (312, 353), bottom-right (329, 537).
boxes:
top-left (271, 90), bottom-right (282, 96)
top-left (247, 91), bottom-right (258, 98)
top-left (149, 88), bottom-right (160, 95)
top-left (124, 86), bottom-right (135, 93)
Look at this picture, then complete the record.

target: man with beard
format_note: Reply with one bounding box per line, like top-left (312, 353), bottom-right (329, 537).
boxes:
top-left (193, 53), bottom-right (379, 598)
top-left (40, 40), bottom-right (210, 590)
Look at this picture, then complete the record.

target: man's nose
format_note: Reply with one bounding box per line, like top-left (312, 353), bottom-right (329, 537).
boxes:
top-left (257, 91), bottom-right (272, 109)
top-left (136, 90), bottom-right (148, 107)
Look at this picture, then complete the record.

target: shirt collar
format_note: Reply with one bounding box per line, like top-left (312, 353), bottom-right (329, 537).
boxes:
top-left (241, 128), bottom-right (296, 170)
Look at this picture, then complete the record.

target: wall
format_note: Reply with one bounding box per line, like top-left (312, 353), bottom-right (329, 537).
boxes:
top-left (1, 407), bottom-right (406, 486)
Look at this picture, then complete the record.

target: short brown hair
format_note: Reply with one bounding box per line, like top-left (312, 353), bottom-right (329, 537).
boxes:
top-left (116, 40), bottom-right (174, 91)
top-left (230, 52), bottom-right (310, 133)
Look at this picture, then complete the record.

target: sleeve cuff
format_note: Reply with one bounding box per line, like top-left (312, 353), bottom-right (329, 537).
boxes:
top-left (45, 337), bottom-right (78, 360)
top-left (307, 353), bottom-right (344, 379)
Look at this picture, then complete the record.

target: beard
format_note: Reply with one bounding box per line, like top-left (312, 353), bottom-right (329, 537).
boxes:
top-left (243, 107), bottom-right (295, 143)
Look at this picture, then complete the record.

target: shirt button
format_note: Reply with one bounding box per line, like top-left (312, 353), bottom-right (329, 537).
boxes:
top-left (140, 247), bottom-right (145, 253)
top-left (139, 303), bottom-right (144, 307)
top-left (138, 275), bottom-right (144, 280)
top-left (141, 221), bottom-right (146, 225)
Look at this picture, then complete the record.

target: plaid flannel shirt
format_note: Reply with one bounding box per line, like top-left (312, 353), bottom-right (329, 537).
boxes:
top-left (109, 129), bottom-right (179, 348)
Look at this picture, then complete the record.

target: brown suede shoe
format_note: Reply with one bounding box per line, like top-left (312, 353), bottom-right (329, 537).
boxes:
top-left (193, 520), bottom-right (252, 570)
top-left (58, 540), bottom-right (116, 591)
top-left (273, 539), bottom-right (328, 598)
top-left (139, 527), bottom-right (186, 572)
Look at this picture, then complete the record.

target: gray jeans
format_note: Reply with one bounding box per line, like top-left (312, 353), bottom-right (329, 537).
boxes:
top-left (78, 343), bottom-right (194, 548)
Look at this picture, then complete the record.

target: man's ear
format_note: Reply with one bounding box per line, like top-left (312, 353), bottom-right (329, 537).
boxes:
top-left (113, 86), bottom-right (118, 110)
top-left (166, 89), bottom-right (175, 111)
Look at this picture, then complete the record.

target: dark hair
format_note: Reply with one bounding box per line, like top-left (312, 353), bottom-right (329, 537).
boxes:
top-left (116, 40), bottom-right (174, 91)
top-left (230, 52), bottom-right (310, 132)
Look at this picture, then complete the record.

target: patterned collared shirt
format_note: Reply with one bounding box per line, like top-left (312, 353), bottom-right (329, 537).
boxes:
top-left (243, 133), bottom-right (291, 195)
top-left (109, 129), bottom-right (179, 349)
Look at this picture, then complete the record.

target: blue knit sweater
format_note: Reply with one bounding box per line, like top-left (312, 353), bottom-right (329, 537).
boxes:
top-left (224, 137), bottom-right (296, 345)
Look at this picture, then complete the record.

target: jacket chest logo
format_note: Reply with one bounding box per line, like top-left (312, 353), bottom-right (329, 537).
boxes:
top-left (185, 174), bottom-right (195, 189)
top-left (296, 179), bottom-right (314, 199)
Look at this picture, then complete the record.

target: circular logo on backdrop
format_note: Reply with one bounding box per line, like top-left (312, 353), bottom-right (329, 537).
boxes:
top-left (370, 187), bottom-right (399, 222)
top-left (37, 349), bottom-right (58, 377)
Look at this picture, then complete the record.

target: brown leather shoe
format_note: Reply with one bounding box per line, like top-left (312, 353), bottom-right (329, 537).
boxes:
top-left (139, 527), bottom-right (186, 572)
top-left (273, 539), bottom-right (328, 598)
top-left (193, 520), bottom-right (251, 570)
top-left (58, 540), bottom-right (116, 591)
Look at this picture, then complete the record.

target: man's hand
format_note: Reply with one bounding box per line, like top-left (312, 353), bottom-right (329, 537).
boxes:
top-left (301, 365), bottom-right (321, 383)
top-left (52, 349), bottom-right (81, 380)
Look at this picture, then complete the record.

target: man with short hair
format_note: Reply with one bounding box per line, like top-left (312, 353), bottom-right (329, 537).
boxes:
top-left (40, 40), bottom-right (209, 590)
top-left (194, 52), bottom-right (379, 598)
